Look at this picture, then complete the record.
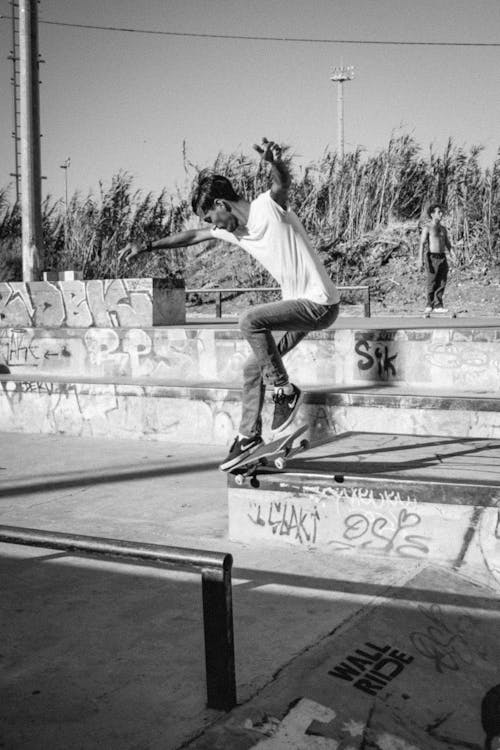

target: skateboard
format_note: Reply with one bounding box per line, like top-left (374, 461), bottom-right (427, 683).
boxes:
top-left (229, 424), bottom-right (309, 487)
top-left (423, 310), bottom-right (457, 319)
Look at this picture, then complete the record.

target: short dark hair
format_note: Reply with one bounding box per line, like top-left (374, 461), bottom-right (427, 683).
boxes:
top-left (428, 203), bottom-right (443, 218)
top-left (191, 169), bottom-right (240, 214)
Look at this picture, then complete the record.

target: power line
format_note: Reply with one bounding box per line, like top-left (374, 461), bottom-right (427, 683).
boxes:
top-left (1, 15), bottom-right (499, 47)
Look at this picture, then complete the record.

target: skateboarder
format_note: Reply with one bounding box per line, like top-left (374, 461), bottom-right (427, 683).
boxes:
top-left (418, 203), bottom-right (454, 314)
top-left (119, 138), bottom-right (339, 470)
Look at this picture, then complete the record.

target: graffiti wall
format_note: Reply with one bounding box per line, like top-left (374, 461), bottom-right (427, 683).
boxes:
top-left (0, 378), bottom-right (242, 444)
top-left (1, 324), bottom-right (500, 391)
top-left (354, 327), bottom-right (500, 389)
top-left (0, 326), bottom-right (342, 384)
top-left (228, 483), bottom-right (500, 569)
top-left (0, 279), bottom-right (185, 328)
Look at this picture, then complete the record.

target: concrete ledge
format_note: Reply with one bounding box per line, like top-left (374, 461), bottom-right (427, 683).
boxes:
top-left (304, 386), bottom-right (500, 413)
top-left (2, 321), bottom-right (500, 391)
top-left (2, 375), bottom-right (500, 442)
top-left (228, 432), bottom-right (500, 566)
top-left (0, 278), bottom-right (185, 328)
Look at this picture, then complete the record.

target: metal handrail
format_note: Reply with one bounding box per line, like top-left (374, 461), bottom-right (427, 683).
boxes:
top-left (0, 524), bottom-right (236, 711)
top-left (186, 285), bottom-right (371, 318)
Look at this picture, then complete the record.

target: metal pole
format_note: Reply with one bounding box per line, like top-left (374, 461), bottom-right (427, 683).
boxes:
top-left (365, 286), bottom-right (371, 318)
top-left (330, 65), bottom-right (354, 163)
top-left (60, 157), bottom-right (71, 249)
top-left (19, 0), bottom-right (43, 280)
top-left (0, 525), bottom-right (237, 711)
top-left (337, 80), bottom-right (344, 161)
top-left (202, 565), bottom-right (237, 710)
top-left (9, 0), bottom-right (21, 204)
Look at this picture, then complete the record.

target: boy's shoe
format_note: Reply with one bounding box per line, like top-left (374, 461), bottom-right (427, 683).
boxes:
top-left (424, 306), bottom-right (433, 314)
top-left (271, 384), bottom-right (302, 433)
top-left (434, 306), bottom-right (448, 313)
top-left (219, 434), bottom-right (263, 472)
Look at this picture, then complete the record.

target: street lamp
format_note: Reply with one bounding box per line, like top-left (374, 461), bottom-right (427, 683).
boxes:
top-left (59, 157), bottom-right (70, 250)
top-left (59, 156), bottom-right (70, 210)
top-left (330, 65), bottom-right (355, 160)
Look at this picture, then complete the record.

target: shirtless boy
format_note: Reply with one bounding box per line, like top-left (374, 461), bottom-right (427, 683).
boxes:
top-left (418, 204), bottom-right (454, 314)
top-left (119, 138), bottom-right (339, 470)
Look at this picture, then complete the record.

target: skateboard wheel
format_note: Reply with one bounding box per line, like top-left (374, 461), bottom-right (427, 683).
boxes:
top-left (334, 474), bottom-right (344, 483)
top-left (300, 439), bottom-right (310, 450)
top-left (235, 473), bottom-right (244, 486)
top-left (274, 456), bottom-right (286, 470)
top-left (250, 476), bottom-right (260, 489)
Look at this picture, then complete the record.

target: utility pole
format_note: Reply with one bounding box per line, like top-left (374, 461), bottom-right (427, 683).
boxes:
top-left (8, 0), bottom-right (21, 204)
top-left (19, 0), bottom-right (43, 281)
top-left (330, 64), bottom-right (355, 161)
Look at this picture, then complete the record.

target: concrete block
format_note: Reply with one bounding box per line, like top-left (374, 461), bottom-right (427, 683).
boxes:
top-left (42, 271), bottom-right (59, 281)
top-left (228, 477), bottom-right (500, 567)
top-left (0, 278), bottom-right (185, 328)
top-left (42, 270), bottom-right (84, 281)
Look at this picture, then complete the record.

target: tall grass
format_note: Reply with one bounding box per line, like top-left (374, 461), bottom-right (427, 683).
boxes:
top-left (1, 134), bottom-right (499, 287)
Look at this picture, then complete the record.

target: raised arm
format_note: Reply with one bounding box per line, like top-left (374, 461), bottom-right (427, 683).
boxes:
top-left (119, 227), bottom-right (213, 264)
top-left (253, 137), bottom-right (291, 209)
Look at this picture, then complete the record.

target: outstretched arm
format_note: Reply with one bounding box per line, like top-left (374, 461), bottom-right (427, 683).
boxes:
top-left (253, 137), bottom-right (290, 209)
top-left (119, 227), bottom-right (213, 264)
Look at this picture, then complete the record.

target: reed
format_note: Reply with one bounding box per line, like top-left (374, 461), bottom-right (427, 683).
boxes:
top-left (1, 135), bottom-right (498, 291)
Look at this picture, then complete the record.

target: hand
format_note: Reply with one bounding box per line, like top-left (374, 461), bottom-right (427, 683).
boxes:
top-left (253, 137), bottom-right (282, 163)
top-left (118, 241), bottom-right (143, 264)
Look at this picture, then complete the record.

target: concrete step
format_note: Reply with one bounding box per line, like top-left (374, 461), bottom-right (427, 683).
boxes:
top-left (305, 385), bottom-right (500, 441)
top-left (1, 375), bottom-right (500, 442)
top-left (2, 319), bottom-right (500, 391)
top-left (227, 432), bottom-right (500, 568)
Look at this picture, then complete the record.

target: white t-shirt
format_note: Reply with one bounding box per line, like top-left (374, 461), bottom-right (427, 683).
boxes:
top-left (211, 190), bottom-right (339, 305)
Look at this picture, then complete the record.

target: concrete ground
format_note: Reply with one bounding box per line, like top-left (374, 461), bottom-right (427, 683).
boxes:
top-left (1, 432), bottom-right (499, 749)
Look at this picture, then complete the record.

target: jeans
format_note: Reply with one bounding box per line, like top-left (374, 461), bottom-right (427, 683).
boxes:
top-left (238, 298), bottom-right (340, 437)
top-left (425, 253), bottom-right (448, 308)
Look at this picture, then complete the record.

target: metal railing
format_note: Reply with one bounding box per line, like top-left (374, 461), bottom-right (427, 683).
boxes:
top-left (186, 285), bottom-right (371, 318)
top-left (0, 525), bottom-right (236, 711)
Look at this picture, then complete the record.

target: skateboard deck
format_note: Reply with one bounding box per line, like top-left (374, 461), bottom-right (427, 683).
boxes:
top-left (229, 424), bottom-right (309, 487)
top-left (423, 311), bottom-right (457, 319)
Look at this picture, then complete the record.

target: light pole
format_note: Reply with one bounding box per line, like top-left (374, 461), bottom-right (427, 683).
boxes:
top-left (60, 157), bottom-right (70, 210)
top-left (60, 157), bottom-right (70, 249)
top-left (330, 65), bottom-right (355, 161)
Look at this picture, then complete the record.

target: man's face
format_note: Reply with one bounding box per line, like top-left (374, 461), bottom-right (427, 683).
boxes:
top-left (431, 207), bottom-right (443, 222)
top-left (201, 200), bottom-right (239, 232)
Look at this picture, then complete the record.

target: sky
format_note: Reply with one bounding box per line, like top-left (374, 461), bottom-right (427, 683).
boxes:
top-left (0, 0), bottom-right (499, 205)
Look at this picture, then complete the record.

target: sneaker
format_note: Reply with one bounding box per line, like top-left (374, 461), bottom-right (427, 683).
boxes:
top-left (433, 306), bottom-right (448, 313)
top-left (424, 306), bottom-right (433, 314)
top-left (219, 434), bottom-right (263, 472)
top-left (271, 384), bottom-right (302, 433)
